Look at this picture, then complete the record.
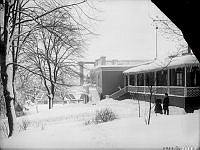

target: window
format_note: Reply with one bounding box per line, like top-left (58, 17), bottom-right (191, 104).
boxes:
top-left (156, 70), bottom-right (167, 86)
top-left (186, 66), bottom-right (200, 87)
top-left (176, 68), bottom-right (184, 86)
top-left (146, 72), bottom-right (155, 86)
top-left (125, 75), bottom-right (128, 86)
top-left (176, 72), bottom-right (182, 86)
top-left (130, 75), bottom-right (135, 86)
top-left (137, 73), bottom-right (144, 86)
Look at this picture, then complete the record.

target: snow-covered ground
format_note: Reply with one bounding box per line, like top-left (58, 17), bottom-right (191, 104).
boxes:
top-left (0, 98), bottom-right (199, 149)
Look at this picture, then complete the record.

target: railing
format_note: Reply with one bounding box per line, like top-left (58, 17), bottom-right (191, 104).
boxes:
top-left (187, 87), bottom-right (200, 97)
top-left (110, 85), bottom-right (200, 100)
top-left (169, 87), bottom-right (184, 96)
top-left (110, 86), bottom-right (128, 99)
top-left (127, 85), bottom-right (200, 97)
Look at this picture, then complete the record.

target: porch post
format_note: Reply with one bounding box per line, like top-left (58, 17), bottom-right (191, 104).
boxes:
top-left (135, 74), bottom-right (137, 86)
top-left (167, 69), bottom-right (170, 94)
top-left (128, 74), bottom-right (130, 86)
top-left (154, 71), bottom-right (157, 94)
top-left (184, 66), bottom-right (187, 97)
top-left (144, 73), bottom-right (146, 93)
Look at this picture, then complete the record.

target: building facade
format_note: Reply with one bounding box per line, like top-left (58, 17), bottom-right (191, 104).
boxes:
top-left (109, 54), bottom-right (200, 112)
top-left (95, 66), bottom-right (133, 99)
top-left (94, 57), bottom-right (150, 99)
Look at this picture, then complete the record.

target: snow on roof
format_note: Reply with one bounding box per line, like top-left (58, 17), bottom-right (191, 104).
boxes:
top-left (124, 54), bottom-right (199, 74)
top-left (93, 61), bottom-right (151, 70)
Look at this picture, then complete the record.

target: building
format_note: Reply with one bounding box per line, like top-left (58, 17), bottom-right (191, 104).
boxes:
top-left (95, 65), bottom-right (133, 99)
top-left (109, 54), bottom-right (200, 113)
top-left (95, 56), bottom-right (149, 66)
top-left (94, 56), bottom-right (150, 99)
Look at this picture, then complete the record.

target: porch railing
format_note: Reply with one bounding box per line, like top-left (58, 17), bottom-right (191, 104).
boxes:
top-left (187, 87), bottom-right (200, 97)
top-left (127, 85), bottom-right (200, 97)
top-left (110, 85), bottom-right (200, 100)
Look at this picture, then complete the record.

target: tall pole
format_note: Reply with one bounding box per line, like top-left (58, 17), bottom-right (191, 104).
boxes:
top-left (155, 26), bottom-right (158, 60)
top-left (153, 17), bottom-right (168, 60)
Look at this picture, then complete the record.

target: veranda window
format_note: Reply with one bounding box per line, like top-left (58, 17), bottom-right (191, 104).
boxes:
top-left (170, 67), bottom-right (185, 86)
top-left (130, 75), bottom-right (135, 86)
top-left (176, 72), bottom-right (183, 86)
top-left (145, 72), bottom-right (155, 86)
top-left (137, 73), bottom-right (144, 86)
top-left (125, 75), bottom-right (128, 86)
top-left (156, 70), bottom-right (167, 86)
top-left (186, 66), bottom-right (200, 86)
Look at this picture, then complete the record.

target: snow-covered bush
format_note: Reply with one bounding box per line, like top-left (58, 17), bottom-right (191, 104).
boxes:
top-left (94, 108), bottom-right (117, 124)
top-left (85, 108), bottom-right (118, 125)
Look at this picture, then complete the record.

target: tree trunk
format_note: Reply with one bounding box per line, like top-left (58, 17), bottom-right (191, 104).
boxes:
top-left (137, 99), bottom-right (140, 118)
top-left (51, 83), bottom-right (55, 108)
top-left (12, 41), bottom-right (17, 106)
top-left (5, 96), bottom-right (16, 137)
top-left (0, 44), bottom-right (17, 137)
top-left (0, 0), bottom-right (17, 137)
top-left (147, 87), bottom-right (152, 125)
top-left (147, 86), bottom-right (153, 125)
top-left (48, 95), bottom-right (53, 109)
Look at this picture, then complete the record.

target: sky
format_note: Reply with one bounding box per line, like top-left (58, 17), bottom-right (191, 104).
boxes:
top-left (83, 0), bottom-right (180, 62)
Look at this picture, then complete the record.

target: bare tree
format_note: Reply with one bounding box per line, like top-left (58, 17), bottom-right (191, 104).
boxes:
top-left (144, 57), bottom-right (178, 125)
top-left (21, 8), bottom-right (86, 109)
top-left (0, 0), bottom-right (94, 137)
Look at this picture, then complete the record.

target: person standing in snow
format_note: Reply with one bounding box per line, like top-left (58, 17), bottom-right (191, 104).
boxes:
top-left (163, 93), bottom-right (169, 115)
top-left (154, 99), bottom-right (163, 114)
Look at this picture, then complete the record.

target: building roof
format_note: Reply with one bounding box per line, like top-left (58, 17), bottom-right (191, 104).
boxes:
top-left (93, 61), bottom-right (151, 72)
top-left (93, 65), bottom-right (135, 72)
top-left (123, 54), bottom-right (200, 74)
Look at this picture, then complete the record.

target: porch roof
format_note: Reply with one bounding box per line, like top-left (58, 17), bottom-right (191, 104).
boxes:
top-left (124, 54), bottom-right (199, 74)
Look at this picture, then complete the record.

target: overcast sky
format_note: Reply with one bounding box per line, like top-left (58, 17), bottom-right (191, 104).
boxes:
top-left (83, 0), bottom-right (179, 62)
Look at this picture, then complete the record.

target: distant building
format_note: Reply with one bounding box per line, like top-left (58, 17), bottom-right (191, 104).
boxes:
top-left (94, 56), bottom-right (149, 66)
top-left (94, 56), bottom-right (150, 99)
top-left (95, 65), bottom-right (132, 99)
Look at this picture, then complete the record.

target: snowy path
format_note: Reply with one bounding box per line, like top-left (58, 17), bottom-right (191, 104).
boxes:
top-left (89, 87), bottom-right (100, 104)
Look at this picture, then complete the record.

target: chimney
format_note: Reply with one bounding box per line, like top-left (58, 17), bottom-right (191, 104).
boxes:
top-left (100, 56), bottom-right (106, 65)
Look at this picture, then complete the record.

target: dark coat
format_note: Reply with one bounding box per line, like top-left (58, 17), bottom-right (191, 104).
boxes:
top-left (154, 99), bottom-right (163, 114)
top-left (163, 96), bottom-right (169, 109)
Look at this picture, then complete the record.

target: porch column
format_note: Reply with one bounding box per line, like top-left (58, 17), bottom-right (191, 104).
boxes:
top-left (167, 69), bottom-right (170, 94)
top-left (128, 74), bottom-right (130, 86)
top-left (184, 66), bottom-right (187, 97)
top-left (135, 74), bottom-right (137, 86)
top-left (184, 66), bottom-right (187, 87)
top-left (154, 71), bottom-right (157, 94)
top-left (144, 73), bottom-right (146, 93)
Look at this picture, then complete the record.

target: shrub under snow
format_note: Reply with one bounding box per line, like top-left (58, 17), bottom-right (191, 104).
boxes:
top-left (85, 108), bottom-right (118, 125)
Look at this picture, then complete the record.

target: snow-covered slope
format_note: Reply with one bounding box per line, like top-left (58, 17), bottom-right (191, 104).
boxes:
top-left (0, 98), bottom-right (199, 149)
